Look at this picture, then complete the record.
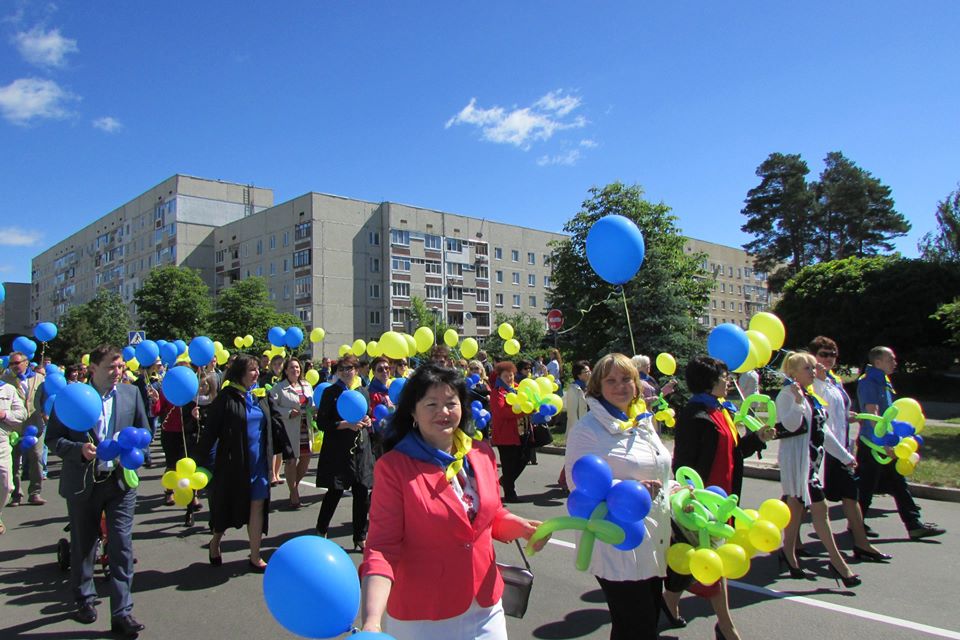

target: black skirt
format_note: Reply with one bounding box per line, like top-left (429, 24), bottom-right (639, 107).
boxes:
top-left (823, 454), bottom-right (859, 502)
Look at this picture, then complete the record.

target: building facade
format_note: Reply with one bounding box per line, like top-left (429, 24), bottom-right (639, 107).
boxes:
top-left (1, 282), bottom-right (32, 337)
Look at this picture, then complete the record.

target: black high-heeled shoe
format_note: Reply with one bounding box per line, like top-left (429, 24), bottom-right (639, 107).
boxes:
top-left (208, 546), bottom-right (222, 566)
top-left (852, 545), bottom-right (892, 562)
top-left (658, 599), bottom-right (687, 628)
top-left (715, 623), bottom-right (734, 640)
top-left (777, 550), bottom-right (809, 579)
top-left (353, 539), bottom-right (366, 551)
top-left (828, 563), bottom-right (861, 588)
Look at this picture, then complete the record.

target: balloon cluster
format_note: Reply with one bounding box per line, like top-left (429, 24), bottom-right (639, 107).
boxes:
top-left (857, 397), bottom-right (926, 476)
top-left (268, 326), bottom-right (304, 351)
top-left (18, 425), bottom-right (40, 451)
top-left (96, 426), bottom-right (152, 471)
top-left (504, 375), bottom-right (563, 423)
top-left (666, 467), bottom-right (789, 585)
top-left (497, 323), bottom-right (521, 355)
top-left (12, 335), bottom-right (39, 361)
top-left (529, 455), bottom-right (651, 570)
top-left (707, 312), bottom-right (785, 373)
top-left (469, 400), bottom-right (491, 431)
top-left (233, 334), bottom-right (255, 349)
top-left (161, 457), bottom-right (210, 506)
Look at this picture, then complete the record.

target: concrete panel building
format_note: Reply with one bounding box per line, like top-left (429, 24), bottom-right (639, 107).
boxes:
top-left (1, 282), bottom-right (32, 337)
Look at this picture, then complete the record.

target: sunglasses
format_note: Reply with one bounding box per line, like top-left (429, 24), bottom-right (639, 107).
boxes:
top-left (818, 351), bottom-right (838, 358)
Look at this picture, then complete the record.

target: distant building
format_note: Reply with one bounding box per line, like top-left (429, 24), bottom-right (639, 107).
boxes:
top-left (1, 282), bottom-right (31, 337)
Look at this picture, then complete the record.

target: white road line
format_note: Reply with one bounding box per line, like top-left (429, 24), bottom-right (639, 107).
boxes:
top-left (547, 538), bottom-right (577, 549)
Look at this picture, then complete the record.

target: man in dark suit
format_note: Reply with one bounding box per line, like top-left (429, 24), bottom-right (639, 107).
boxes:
top-left (46, 345), bottom-right (149, 637)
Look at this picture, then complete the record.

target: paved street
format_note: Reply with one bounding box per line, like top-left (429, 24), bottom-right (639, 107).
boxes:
top-left (2, 446), bottom-right (959, 639)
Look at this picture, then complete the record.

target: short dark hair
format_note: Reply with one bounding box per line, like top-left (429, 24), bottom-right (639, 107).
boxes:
top-left (685, 356), bottom-right (728, 395)
top-left (371, 356), bottom-right (390, 371)
top-left (224, 354), bottom-right (259, 385)
top-left (382, 364), bottom-right (471, 453)
top-left (430, 344), bottom-right (450, 360)
top-left (283, 357), bottom-right (304, 381)
top-left (808, 336), bottom-right (838, 355)
top-left (65, 364), bottom-right (83, 378)
top-left (517, 360), bottom-right (532, 371)
top-left (89, 344), bottom-right (122, 366)
top-left (337, 354), bottom-right (360, 371)
top-left (572, 360), bottom-right (591, 378)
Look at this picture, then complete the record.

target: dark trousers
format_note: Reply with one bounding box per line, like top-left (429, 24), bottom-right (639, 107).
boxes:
top-left (160, 429), bottom-right (187, 471)
top-left (315, 484), bottom-right (370, 543)
top-left (596, 576), bottom-right (663, 640)
top-left (496, 445), bottom-right (528, 499)
top-left (856, 442), bottom-right (922, 529)
top-left (67, 477), bottom-right (136, 617)
top-left (12, 432), bottom-right (43, 498)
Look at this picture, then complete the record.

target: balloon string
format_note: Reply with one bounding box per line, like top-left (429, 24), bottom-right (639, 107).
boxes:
top-left (555, 289), bottom-right (621, 336)
top-left (620, 288), bottom-right (636, 355)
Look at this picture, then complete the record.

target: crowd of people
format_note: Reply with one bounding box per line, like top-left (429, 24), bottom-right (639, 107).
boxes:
top-left (0, 335), bottom-right (947, 639)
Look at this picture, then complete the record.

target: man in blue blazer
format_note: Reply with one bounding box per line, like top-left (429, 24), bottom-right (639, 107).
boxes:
top-left (46, 345), bottom-right (149, 637)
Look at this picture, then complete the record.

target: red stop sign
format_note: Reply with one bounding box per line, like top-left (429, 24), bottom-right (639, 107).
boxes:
top-left (547, 309), bottom-right (564, 331)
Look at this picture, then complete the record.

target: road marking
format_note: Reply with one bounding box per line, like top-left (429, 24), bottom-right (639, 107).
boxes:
top-left (547, 538), bottom-right (577, 549)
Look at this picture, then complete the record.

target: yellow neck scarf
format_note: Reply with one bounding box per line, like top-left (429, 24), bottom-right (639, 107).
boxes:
top-left (445, 428), bottom-right (484, 482)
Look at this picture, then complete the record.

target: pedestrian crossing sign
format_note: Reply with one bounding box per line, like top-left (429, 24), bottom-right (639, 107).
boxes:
top-left (129, 331), bottom-right (146, 345)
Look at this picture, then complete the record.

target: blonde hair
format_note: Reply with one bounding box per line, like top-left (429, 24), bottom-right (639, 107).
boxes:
top-left (782, 351), bottom-right (816, 378)
top-left (467, 359), bottom-right (488, 382)
top-left (586, 353), bottom-right (641, 401)
top-left (631, 354), bottom-right (651, 373)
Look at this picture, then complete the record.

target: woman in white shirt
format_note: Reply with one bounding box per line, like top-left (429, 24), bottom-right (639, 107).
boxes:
top-left (776, 352), bottom-right (860, 587)
top-left (564, 353), bottom-right (674, 640)
top-left (269, 358), bottom-right (314, 509)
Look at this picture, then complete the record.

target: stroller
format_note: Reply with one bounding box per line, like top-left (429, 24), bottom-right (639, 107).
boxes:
top-left (56, 512), bottom-right (111, 578)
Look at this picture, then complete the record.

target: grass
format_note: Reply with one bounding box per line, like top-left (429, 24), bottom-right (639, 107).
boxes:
top-left (946, 417), bottom-right (960, 425)
top-left (906, 425), bottom-right (960, 488)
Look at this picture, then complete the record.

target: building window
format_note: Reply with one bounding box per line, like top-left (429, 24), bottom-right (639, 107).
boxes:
top-left (475, 243), bottom-right (488, 256)
top-left (425, 260), bottom-right (442, 275)
top-left (391, 308), bottom-right (410, 325)
top-left (270, 262), bottom-right (276, 276)
top-left (512, 272), bottom-right (520, 285)
top-left (283, 283), bottom-right (291, 299)
top-left (269, 235), bottom-right (276, 250)
top-left (391, 257), bottom-right (411, 272)
top-left (475, 312), bottom-right (490, 327)
top-left (283, 258), bottom-right (290, 272)
top-left (426, 285), bottom-right (443, 300)
top-left (738, 302), bottom-right (743, 312)
top-left (529, 295), bottom-right (537, 307)
top-left (424, 234), bottom-right (441, 250)
top-left (494, 247), bottom-right (502, 260)
top-left (445, 238), bottom-right (462, 253)
top-left (297, 306), bottom-right (312, 322)
top-left (712, 299), bottom-right (717, 309)
top-left (721, 283), bottom-right (726, 293)
top-left (544, 275), bottom-right (552, 288)
top-left (370, 257), bottom-right (380, 273)
top-left (476, 289), bottom-right (489, 303)
top-left (256, 265), bottom-right (263, 276)
top-left (495, 270), bottom-right (503, 283)
top-left (446, 262), bottom-right (463, 277)
top-left (391, 229), bottom-right (410, 246)
top-left (512, 294), bottom-right (521, 308)
top-left (476, 265), bottom-right (489, 279)
top-left (721, 301), bottom-right (726, 310)
top-left (215, 249), bottom-right (225, 263)
top-left (293, 249), bottom-right (311, 268)
top-left (295, 276), bottom-right (311, 296)
top-left (527, 252), bottom-right (535, 265)
top-left (528, 274), bottom-right (535, 287)
top-left (283, 231), bottom-right (290, 247)
top-left (511, 249), bottom-right (519, 262)
top-left (369, 310), bottom-right (381, 325)
top-left (370, 283), bottom-right (381, 298)
top-left (495, 293), bottom-right (504, 307)
top-left (728, 266), bottom-right (734, 277)
top-left (256, 239), bottom-right (263, 255)
top-left (447, 286), bottom-right (463, 301)
top-left (392, 282), bottom-right (410, 298)
top-left (369, 231), bottom-right (380, 246)
top-left (295, 221), bottom-right (311, 240)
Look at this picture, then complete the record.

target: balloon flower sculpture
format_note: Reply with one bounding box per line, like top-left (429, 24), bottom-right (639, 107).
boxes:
top-left (527, 455), bottom-right (651, 570)
top-left (733, 394), bottom-right (778, 433)
top-left (95, 426), bottom-right (152, 489)
top-left (17, 425), bottom-right (40, 451)
top-left (666, 467), bottom-right (790, 585)
top-left (857, 397), bottom-right (926, 476)
top-left (162, 457), bottom-right (210, 506)
top-left (504, 375), bottom-right (564, 425)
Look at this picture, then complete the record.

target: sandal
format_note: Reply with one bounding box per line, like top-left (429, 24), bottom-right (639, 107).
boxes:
top-left (0, 521), bottom-right (6, 535)
top-left (248, 557), bottom-right (267, 573)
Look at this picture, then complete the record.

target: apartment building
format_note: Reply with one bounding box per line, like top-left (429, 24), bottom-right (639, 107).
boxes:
top-left (0, 282), bottom-right (31, 337)
top-left (30, 175), bottom-right (273, 324)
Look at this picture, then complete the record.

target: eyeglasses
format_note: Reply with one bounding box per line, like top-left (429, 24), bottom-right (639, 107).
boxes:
top-left (374, 366), bottom-right (390, 373)
top-left (818, 351), bottom-right (838, 358)
top-left (340, 365), bottom-right (356, 372)
top-left (8, 359), bottom-right (25, 366)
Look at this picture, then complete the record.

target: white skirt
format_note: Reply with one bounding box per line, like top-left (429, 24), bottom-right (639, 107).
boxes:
top-left (383, 599), bottom-right (507, 640)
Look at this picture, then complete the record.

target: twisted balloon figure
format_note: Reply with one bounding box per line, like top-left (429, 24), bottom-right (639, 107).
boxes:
top-left (733, 393), bottom-right (777, 432)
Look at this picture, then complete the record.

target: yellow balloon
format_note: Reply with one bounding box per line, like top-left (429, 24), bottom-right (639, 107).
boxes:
top-left (338, 344), bottom-right (351, 357)
top-left (379, 331), bottom-right (408, 359)
top-left (745, 330), bottom-right (772, 368)
top-left (666, 543), bottom-right (695, 574)
top-left (690, 548), bottom-right (724, 586)
top-left (414, 327), bottom-right (435, 353)
top-left (717, 543), bottom-right (750, 580)
top-left (173, 487), bottom-right (194, 507)
top-left (161, 471), bottom-right (179, 490)
top-left (895, 457), bottom-right (916, 476)
top-left (461, 337), bottom-right (479, 359)
top-left (655, 353), bottom-right (677, 376)
top-left (127, 357), bottom-right (140, 372)
top-left (505, 393), bottom-right (517, 406)
top-left (735, 508), bottom-right (760, 530)
top-left (544, 393), bottom-right (563, 413)
top-left (189, 471), bottom-right (208, 490)
top-left (758, 499), bottom-right (791, 530)
top-left (748, 312), bottom-right (785, 350)
top-left (892, 398), bottom-right (925, 432)
top-left (216, 349), bottom-right (229, 366)
top-left (402, 334), bottom-right (418, 357)
top-left (511, 404), bottom-right (523, 414)
top-left (305, 370), bottom-right (320, 386)
top-left (243, 335), bottom-right (254, 348)
top-left (733, 338), bottom-right (759, 374)
top-left (504, 338), bottom-right (520, 355)
top-left (748, 518), bottom-right (782, 553)
top-left (536, 377), bottom-right (553, 397)
top-left (728, 529), bottom-right (759, 558)
top-left (213, 341), bottom-right (223, 351)
top-left (81, 353), bottom-right (90, 366)
top-left (352, 339), bottom-right (367, 356)
top-left (309, 327), bottom-right (325, 343)
top-left (498, 323), bottom-right (514, 340)
top-left (443, 329), bottom-right (459, 348)
top-left (233, 336), bottom-right (244, 348)
top-left (367, 341), bottom-right (381, 358)
top-left (176, 457), bottom-right (197, 476)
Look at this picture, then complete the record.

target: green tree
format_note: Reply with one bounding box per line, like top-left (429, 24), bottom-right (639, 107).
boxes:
top-left (813, 151), bottom-right (909, 259)
top-left (133, 265), bottom-right (211, 340)
top-left (741, 153), bottom-right (817, 290)
top-left (209, 277), bottom-right (304, 356)
top-left (932, 299), bottom-right (960, 347)
top-left (547, 182), bottom-right (711, 364)
top-left (481, 311), bottom-right (547, 361)
top-left (408, 296), bottom-right (452, 345)
top-left (775, 256), bottom-right (960, 370)
top-left (53, 289), bottom-right (132, 363)
top-left (918, 186), bottom-right (960, 263)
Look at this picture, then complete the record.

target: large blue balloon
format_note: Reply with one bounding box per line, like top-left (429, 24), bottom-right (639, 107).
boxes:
top-left (267, 326), bottom-right (286, 347)
top-left (606, 480), bottom-right (652, 522)
top-left (117, 426), bottom-right (140, 450)
top-left (567, 488), bottom-right (603, 519)
top-left (263, 536), bottom-right (361, 639)
top-left (34, 322), bottom-right (58, 342)
top-left (0, 282), bottom-right (4, 303)
top-left (571, 455), bottom-right (614, 500)
top-left (892, 420), bottom-right (915, 438)
top-left (119, 447), bottom-right (144, 470)
top-left (54, 384), bottom-right (103, 432)
top-left (162, 366), bottom-right (199, 407)
top-left (313, 382), bottom-right (332, 408)
top-left (606, 511), bottom-right (647, 551)
top-left (373, 404), bottom-right (390, 421)
top-left (173, 339), bottom-right (188, 355)
top-left (188, 336), bottom-right (216, 366)
top-left (122, 345), bottom-right (136, 362)
top-left (44, 363), bottom-right (60, 376)
top-left (585, 215), bottom-right (646, 285)
top-left (284, 326), bottom-right (304, 349)
top-left (44, 373), bottom-right (68, 397)
top-left (388, 377), bottom-right (406, 404)
top-left (159, 342), bottom-right (179, 367)
top-left (337, 390), bottom-right (368, 423)
top-left (43, 393), bottom-right (56, 416)
top-left (707, 323), bottom-right (750, 370)
top-left (97, 439), bottom-right (121, 461)
top-left (12, 335), bottom-right (34, 354)
top-left (135, 340), bottom-right (160, 366)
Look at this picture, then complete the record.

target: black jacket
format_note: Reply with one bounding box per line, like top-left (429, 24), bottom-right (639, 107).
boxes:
top-left (315, 382), bottom-right (374, 490)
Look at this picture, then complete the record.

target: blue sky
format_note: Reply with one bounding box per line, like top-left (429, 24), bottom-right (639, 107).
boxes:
top-left (1, 1), bottom-right (958, 285)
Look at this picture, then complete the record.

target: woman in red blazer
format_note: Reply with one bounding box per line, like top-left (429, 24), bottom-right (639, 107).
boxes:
top-left (359, 364), bottom-right (546, 639)
top-left (488, 361), bottom-right (530, 503)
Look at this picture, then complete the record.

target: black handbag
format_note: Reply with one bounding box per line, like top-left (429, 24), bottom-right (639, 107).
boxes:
top-left (497, 540), bottom-right (534, 618)
top-left (531, 424), bottom-right (553, 448)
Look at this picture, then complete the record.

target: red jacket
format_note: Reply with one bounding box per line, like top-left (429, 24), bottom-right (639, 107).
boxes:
top-left (360, 442), bottom-right (512, 620)
top-left (489, 384), bottom-right (523, 446)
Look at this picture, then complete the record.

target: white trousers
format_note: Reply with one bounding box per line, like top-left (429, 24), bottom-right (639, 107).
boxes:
top-left (384, 599), bottom-right (508, 640)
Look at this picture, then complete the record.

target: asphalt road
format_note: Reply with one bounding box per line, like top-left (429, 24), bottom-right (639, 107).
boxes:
top-left (2, 446), bottom-right (959, 640)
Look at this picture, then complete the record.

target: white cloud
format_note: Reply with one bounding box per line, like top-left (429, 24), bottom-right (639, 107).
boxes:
top-left (0, 77), bottom-right (77, 125)
top-left (0, 227), bottom-right (43, 247)
top-left (536, 150), bottom-right (581, 167)
top-left (93, 116), bottom-right (123, 133)
top-left (13, 26), bottom-right (78, 68)
top-left (579, 139), bottom-right (597, 148)
top-left (446, 90), bottom-right (587, 150)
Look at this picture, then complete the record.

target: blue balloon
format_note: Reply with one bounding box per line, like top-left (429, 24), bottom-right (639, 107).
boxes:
top-left (607, 480), bottom-right (652, 522)
top-left (313, 382), bottom-right (332, 408)
top-left (606, 511), bottom-right (647, 551)
top-left (156, 340), bottom-right (168, 350)
top-left (135, 340), bottom-right (160, 366)
top-left (373, 404), bottom-right (390, 421)
top-left (892, 420), bottom-right (915, 438)
top-left (162, 366), bottom-right (199, 406)
top-left (44, 373), bottom-right (67, 397)
top-left (571, 455), bottom-right (614, 500)
top-left (585, 214), bottom-right (646, 285)
top-left (351, 632), bottom-right (396, 640)
top-left (24, 425), bottom-right (38, 438)
top-left (0, 282), bottom-right (4, 303)
top-left (267, 326), bottom-right (286, 347)
top-left (705, 485), bottom-right (728, 498)
top-left (388, 377), bottom-right (406, 404)
top-left (337, 390), bottom-right (368, 423)
top-left (284, 326), bottom-right (304, 349)
top-left (44, 363), bottom-right (61, 376)
top-left (173, 339), bottom-right (188, 355)
top-left (188, 336), bottom-right (216, 367)
top-left (263, 536), bottom-right (361, 639)
top-left (914, 435), bottom-right (924, 446)
top-left (54, 384), bottom-right (104, 432)
top-left (119, 447), bottom-right (144, 470)
top-left (159, 342), bottom-right (179, 366)
top-left (97, 440), bottom-right (121, 461)
top-left (471, 400), bottom-right (483, 411)
top-left (12, 335), bottom-right (33, 354)
top-left (531, 413), bottom-right (547, 425)
top-left (33, 322), bottom-right (58, 343)
top-left (20, 435), bottom-right (38, 450)
top-left (881, 433), bottom-right (900, 447)
top-left (117, 426), bottom-right (140, 450)
top-left (122, 345), bottom-right (136, 362)
top-left (567, 488), bottom-right (603, 519)
top-left (43, 393), bottom-right (56, 416)
top-left (136, 427), bottom-right (152, 449)
top-left (707, 323), bottom-right (750, 370)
